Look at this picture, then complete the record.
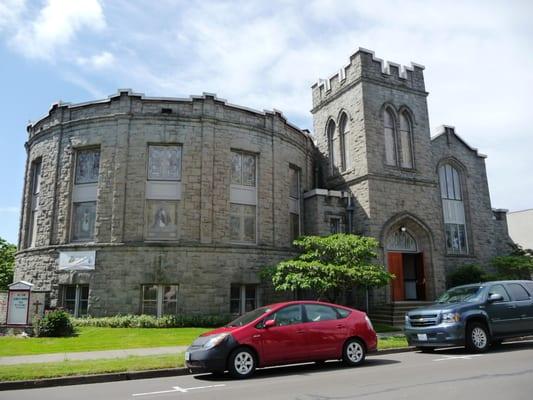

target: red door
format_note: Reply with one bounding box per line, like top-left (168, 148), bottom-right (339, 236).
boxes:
top-left (388, 252), bottom-right (404, 301)
top-left (258, 305), bottom-right (307, 365)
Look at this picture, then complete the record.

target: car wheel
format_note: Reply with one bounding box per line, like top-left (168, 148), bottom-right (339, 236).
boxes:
top-left (343, 338), bottom-right (366, 366)
top-left (417, 347), bottom-right (435, 353)
top-left (466, 322), bottom-right (490, 353)
top-left (228, 348), bottom-right (256, 379)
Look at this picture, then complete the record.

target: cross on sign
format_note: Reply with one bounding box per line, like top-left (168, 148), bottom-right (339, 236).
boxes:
top-left (32, 300), bottom-right (42, 315)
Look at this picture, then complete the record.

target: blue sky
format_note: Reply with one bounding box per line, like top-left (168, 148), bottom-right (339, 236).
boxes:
top-left (0, 0), bottom-right (532, 245)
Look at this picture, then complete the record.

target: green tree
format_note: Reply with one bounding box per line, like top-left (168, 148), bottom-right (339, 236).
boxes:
top-left (264, 234), bottom-right (394, 309)
top-left (0, 237), bottom-right (17, 290)
top-left (489, 243), bottom-right (533, 280)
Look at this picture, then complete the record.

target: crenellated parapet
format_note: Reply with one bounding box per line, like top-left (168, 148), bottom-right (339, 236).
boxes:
top-left (311, 48), bottom-right (426, 110)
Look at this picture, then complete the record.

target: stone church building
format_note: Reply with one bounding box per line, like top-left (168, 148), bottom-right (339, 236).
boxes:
top-left (14, 48), bottom-right (511, 318)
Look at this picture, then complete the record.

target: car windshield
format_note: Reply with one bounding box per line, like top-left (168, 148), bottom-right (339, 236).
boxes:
top-left (436, 286), bottom-right (483, 304)
top-left (226, 307), bottom-right (272, 327)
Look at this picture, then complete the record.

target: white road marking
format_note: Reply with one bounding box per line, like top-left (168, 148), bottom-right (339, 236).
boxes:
top-left (132, 384), bottom-right (225, 397)
top-left (433, 354), bottom-right (485, 362)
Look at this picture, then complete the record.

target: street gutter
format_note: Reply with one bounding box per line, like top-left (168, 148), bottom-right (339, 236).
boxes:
top-left (0, 347), bottom-right (415, 391)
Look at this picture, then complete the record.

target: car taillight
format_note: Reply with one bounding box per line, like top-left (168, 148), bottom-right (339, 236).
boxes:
top-left (364, 315), bottom-right (374, 331)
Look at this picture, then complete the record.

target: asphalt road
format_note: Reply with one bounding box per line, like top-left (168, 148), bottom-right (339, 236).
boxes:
top-left (2, 340), bottom-right (533, 400)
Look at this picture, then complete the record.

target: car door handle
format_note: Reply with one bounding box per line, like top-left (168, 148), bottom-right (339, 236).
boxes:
top-left (336, 324), bottom-right (345, 329)
top-left (296, 330), bottom-right (306, 334)
top-left (507, 305), bottom-right (517, 309)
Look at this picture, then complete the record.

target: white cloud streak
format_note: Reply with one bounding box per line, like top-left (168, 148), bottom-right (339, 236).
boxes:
top-left (8, 0), bottom-right (106, 61)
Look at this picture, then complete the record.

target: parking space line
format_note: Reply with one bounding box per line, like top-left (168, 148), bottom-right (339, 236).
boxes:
top-left (132, 384), bottom-right (226, 397)
top-left (433, 354), bottom-right (485, 362)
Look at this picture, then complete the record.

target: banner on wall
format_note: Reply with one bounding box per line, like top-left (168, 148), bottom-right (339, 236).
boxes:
top-left (58, 251), bottom-right (96, 271)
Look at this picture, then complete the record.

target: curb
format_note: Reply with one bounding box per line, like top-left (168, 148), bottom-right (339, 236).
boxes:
top-left (0, 346), bottom-right (417, 391)
top-left (0, 367), bottom-right (190, 391)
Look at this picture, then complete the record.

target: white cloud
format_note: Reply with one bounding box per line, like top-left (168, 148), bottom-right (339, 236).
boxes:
top-left (9, 0), bottom-right (106, 60)
top-left (76, 51), bottom-right (115, 70)
top-left (0, 0), bottom-right (26, 32)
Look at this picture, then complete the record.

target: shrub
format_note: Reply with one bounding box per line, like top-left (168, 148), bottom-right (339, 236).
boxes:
top-left (72, 314), bottom-right (232, 328)
top-left (491, 255), bottom-right (533, 280)
top-left (447, 264), bottom-right (487, 288)
top-left (35, 310), bottom-right (75, 337)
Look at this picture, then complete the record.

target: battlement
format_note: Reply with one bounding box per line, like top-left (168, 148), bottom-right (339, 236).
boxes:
top-left (311, 48), bottom-right (426, 109)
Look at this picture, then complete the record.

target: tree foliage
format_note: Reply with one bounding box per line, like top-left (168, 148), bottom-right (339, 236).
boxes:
top-left (264, 234), bottom-right (394, 303)
top-left (0, 237), bottom-right (16, 290)
top-left (447, 264), bottom-right (488, 288)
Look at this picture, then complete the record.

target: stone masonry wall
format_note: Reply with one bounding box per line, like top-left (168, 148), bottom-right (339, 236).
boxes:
top-left (16, 91), bottom-right (314, 316)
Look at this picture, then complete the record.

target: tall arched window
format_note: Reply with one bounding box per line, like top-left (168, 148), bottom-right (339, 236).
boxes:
top-left (399, 112), bottom-right (413, 169)
top-left (327, 120), bottom-right (336, 174)
top-left (339, 113), bottom-right (349, 171)
top-left (383, 109), bottom-right (397, 166)
top-left (439, 164), bottom-right (468, 254)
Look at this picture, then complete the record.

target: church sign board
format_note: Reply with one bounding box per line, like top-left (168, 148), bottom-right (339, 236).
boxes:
top-left (6, 281), bottom-right (33, 325)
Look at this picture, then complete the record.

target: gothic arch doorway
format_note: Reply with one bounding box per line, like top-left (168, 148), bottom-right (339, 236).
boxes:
top-left (384, 222), bottom-right (429, 302)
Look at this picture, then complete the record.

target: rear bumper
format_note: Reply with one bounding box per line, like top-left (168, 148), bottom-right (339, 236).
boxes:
top-left (405, 322), bottom-right (465, 348)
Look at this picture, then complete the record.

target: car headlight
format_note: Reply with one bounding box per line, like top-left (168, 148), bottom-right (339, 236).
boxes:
top-left (442, 312), bottom-right (461, 323)
top-left (405, 315), bottom-right (410, 323)
top-left (203, 333), bottom-right (230, 350)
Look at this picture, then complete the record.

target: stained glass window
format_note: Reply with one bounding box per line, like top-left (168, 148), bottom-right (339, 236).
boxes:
top-left (230, 204), bottom-right (256, 243)
top-left (384, 109), bottom-right (397, 166)
top-left (386, 230), bottom-right (417, 252)
top-left (75, 149), bottom-right (100, 184)
top-left (146, 201), bottom-right (178, 240)
top-left (339, 113), bottom-right (348, 171)
top-left (148, 145), bottom-right (181, 181)
top-left (231, 150), bottom-right (256, 187)
top-left (72, 201), bottom-right (96, 241)
top-left (399, 113), bottom-right (413, 169)
top-left (439, 164), bottom-right (468, 254)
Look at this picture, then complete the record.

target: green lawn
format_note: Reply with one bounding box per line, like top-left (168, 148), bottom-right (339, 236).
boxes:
top-left (0, 353), bottom-right (185, 382)
top-left (377, 335), bottom-right (409, 350)
top-left (372, 323), bottom-right (402, 333)
top-left (0, 327), bottom-right (210, 357)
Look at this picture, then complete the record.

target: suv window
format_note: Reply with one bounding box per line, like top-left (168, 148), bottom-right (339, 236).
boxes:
top-left (488, 284), bottom-right (510, 302)
top-left (525, 282), bottom-right (533, 296)
top-left (270, 305), bottom-right (303, 326)
top-left (506, 283), bottom-right (531, 301)
top-left (304, 304), bottom-right (338, 322)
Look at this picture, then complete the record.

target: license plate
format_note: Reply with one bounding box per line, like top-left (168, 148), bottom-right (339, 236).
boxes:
top-left (185, 351), bottom-right (191, 361)
top-left (417, 334), bottom-right (428, 341)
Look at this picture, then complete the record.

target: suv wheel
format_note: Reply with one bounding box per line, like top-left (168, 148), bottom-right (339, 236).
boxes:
top-left (343, 338), bottom-right (366, 366)
top-left (228, 348), bottom-right (256, 379)
top-left (466, 322), bottom-right (490, 353)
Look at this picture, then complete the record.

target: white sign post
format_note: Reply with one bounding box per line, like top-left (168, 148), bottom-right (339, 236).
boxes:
top-left (6, 281), bottom-right (33, 325)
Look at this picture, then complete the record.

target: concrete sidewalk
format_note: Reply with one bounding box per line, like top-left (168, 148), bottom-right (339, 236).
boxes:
top-left (0, 346), bottom-right (187, 365)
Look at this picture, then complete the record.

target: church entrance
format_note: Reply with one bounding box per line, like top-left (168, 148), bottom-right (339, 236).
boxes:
top-left (386, 228), bottom-right (426, 301)
top-left (387, 252), bottom-right (426, 301)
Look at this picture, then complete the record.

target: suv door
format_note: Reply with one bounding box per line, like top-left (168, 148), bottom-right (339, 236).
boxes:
top-left (258, 305), bottom-right (307, 365)
top-left (303, 304), bottom-right (347, 360)
top-left (505, 283), bottom-right (533, 333)
top-left (485, 284), bottom-right (516, 336)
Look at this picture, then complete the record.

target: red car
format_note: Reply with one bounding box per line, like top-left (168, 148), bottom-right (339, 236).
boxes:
top-left (185, 300), bottom-right (377, 378)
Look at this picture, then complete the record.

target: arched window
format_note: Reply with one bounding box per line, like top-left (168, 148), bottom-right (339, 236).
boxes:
top-left (386, 230), bottom-right (417, 252)
top-left (439, 164), bottom-right (468, 254)
top-left (327, 120), bottom-right (336, 174)
top-left (383, 109), bottom-right (397, 166)
top-left (399, 113), bottom-right (413, 169)
top-left (339, 113), bottom-right (349, 171)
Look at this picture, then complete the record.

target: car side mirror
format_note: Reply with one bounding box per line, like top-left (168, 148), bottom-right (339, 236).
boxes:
top-left (264, 319), bottom-right (276, 329)
top-left (488, 293), bottom-right (504, 303)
